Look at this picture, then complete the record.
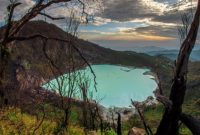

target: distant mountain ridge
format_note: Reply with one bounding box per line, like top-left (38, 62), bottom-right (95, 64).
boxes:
top-left (130, 46), bottom-right (166, 53)
top-left (131, 46), bottom-right (200, 61)
top-left (146, 49), bottom-right (200, 61)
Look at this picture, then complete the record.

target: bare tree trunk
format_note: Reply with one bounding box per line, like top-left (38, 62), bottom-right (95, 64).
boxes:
top-left (156, 0), bottom-right (200, 134)
top-left (100, 118), bottom-right (103, 135)
top-left (0, 53), bottom-right (20, 107)
top-left (180, 113), bottom-right (200, 134)
top-left (62, 109), bottom-right (70, 128)
top-left (132, 101), bottom-right (153, 135)
top-left (117, 113), bottom-right (122, 135)
top-left (156, 77), bottom-right (186, 135)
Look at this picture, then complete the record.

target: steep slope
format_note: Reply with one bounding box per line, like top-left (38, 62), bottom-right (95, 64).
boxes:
top-left (8, 21), bottom-right (170, 80)
top-left (0, 21), bottom-right (174, 107)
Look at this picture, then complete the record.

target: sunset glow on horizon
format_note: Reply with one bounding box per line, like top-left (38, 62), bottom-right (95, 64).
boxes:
top-left (0, 0), bottom-right (199, 50)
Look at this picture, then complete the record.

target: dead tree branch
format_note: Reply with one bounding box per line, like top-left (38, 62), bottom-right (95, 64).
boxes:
top-left (131, 100), bottom-right (153, 135)
top-left (180, 113), bottom-right (200, 135)
top-left (156, 0), bottom-right (200, 134)
top-left (154, 73), bottom-right (172, 110)
top-left (32, 107), bottom-right (46, 135)
top-left (3, 2), bottom-right (22, 44)
top-left (39, 12), bottom-right (65, 20)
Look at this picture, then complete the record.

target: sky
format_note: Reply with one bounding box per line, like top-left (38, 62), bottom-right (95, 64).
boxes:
top-left (0, 0), bottom-right (199, 51)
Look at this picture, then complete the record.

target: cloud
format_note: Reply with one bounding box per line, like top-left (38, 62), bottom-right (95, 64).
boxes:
top-left (0, 0), bottom-right (198, 49)
top-left (0, 0), bottom-right (35, 21)
top-left (100, 0), bottom-right (155, 22)
top-left (79, 26), bottom-right (176, 42)
top-left (91, 17), bottom-right (112, 26)
top-left (101, 0), bottom-right (196, 22)
top-left (80, 0), bottom-right (197, 48)
top-left (134, 25), bottom-right (178, 38)
top-left (0, 0), bottom-right (100, 22)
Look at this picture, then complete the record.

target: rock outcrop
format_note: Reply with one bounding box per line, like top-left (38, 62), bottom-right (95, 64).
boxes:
top-left (128, 127), bottom-right (145, 135)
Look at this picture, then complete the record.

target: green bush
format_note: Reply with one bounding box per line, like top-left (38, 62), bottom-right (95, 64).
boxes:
top-left (104, 129), bottom-right (117, 135)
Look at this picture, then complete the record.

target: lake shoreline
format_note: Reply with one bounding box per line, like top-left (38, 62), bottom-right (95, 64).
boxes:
top-left (97, 67), bottom-right (159, 123)
top-left (42, 64), bottom-right (159, 122)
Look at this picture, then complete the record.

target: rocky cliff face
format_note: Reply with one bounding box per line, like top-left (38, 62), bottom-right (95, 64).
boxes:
top-left (8, 21), bottom-right (162, 78)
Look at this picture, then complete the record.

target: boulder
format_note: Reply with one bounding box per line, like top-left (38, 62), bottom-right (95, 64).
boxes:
top-left (128, 127), bottom-right (145, 135)
top-left (144, 96), bottom-right (157, 106)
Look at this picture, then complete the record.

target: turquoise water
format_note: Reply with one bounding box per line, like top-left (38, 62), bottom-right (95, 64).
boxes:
top-left (43, 65), bottom-right (157, 107)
